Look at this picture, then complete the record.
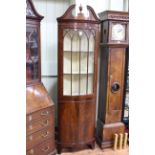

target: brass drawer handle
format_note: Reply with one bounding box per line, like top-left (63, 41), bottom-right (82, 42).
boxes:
top-left (41, 131), bottom-right (49, 138)
top-left (30, 149), bottom-right (34, 154)
top-left (41, 120), bottom-right (49, 127)
top-left (29, 135), bottom-right (33, 140)
top-left (41, 146), bottom-right (49, 152)
top-left (29, 125), bottom-right (33, 130)
top-left (41, 111), bottom-right (49, 116)
top-left (29, 115), bottom-right (32, 121)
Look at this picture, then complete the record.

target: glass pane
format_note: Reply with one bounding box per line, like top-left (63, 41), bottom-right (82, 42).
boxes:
top-left (72, 75), bottom-right (79, 96)
top-left (72, 52), bottom-right (80, 74)
top-left (88, 74), bottom-right (93, 94)
top-left (71, 31), bottom-right (80, 96)
top-left (88, 52), bottom-right (94, 74)
top-left (64, 51), bottom-right (71, 74)
top-left (72, 31), bottom-right (80, 52)
top-left (80, 75), bottom-right (87, 95)
top-left (64, 31), bottom-right (71, 74)
top-left (63, 29), bottom-right (95, 96)
top-left (81, 31), bottom-right (88, 52)
top-left (80, 53), bottom-right (87, 74)
top-left (26, 27), bottom-right (39, 81)
top-left (64, 30), bottom-right (71, 51)
top-left (87, 32), bottom-right (95, 94)
top-left (80, 32), bottom-right (88, 74)
top-left (89, 32), bottom-right (95, 52)
top-left (88, 32), bottom-right (95, 73)
top-left (72, 30), bottom-right (80, 74)
top-left (63, 75), bottom-right (71, 95)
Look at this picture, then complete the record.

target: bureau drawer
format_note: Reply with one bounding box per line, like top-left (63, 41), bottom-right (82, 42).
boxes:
top-left (27, 137), bottom-right (55, 155)
top-left (27, 126), bottom-right (54, 150)
top-left (27, 116), bottom-right (54, 135)
top-left (27, 107), bottom-right (54, 123)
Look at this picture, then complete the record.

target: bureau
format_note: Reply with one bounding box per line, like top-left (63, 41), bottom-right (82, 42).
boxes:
top-left (26, 0), bottom-right (56, 154)
top-left (26, 84), bottom-right (56, 155)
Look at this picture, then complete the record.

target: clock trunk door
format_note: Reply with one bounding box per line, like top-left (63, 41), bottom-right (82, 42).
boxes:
top-left (106, 48), bottom-right (125, 123)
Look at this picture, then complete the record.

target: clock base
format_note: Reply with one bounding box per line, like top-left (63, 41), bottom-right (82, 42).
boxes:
top-left (96, 120), bottom-right (125, 149)
top-left (96, 138), bottom-right (113, 149)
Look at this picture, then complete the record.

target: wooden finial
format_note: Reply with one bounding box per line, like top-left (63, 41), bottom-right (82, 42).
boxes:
top-left (79, 4), bottom-right (83, 13)
top-left (77, 4), bottom-right (85, 19)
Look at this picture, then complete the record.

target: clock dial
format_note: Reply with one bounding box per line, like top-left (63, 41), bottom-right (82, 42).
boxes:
top-left (111, 24), bottom-right (125, 41)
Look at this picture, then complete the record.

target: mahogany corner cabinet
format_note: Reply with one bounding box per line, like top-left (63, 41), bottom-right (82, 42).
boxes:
top-left (57, 4), bottom-right (100, 153)
top-left (26, 0), bottom-right (56, 154)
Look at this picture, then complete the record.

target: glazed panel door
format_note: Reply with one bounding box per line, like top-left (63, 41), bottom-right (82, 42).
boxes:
top-left (26, 25), bottom-right (40, 83)
top-left (106, 48), bottom-right (125, 123)
top-left (63, 29), bottom-right (95, 96)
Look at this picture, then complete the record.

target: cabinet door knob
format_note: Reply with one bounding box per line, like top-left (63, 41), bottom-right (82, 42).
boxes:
top-left (41, 131), bottom-right (49, 138)
top-left (30, 149), bottom-right (34, 154)
top-left (29, 125), bottom-right (33, 129)
top-left (41, 120), bottom-right (49, 127)
top-left (111, 82), bottom-right (120, 93)
top-left (41, 146), bottom-right (49, 152)
top-left (29, 135), bottom-right (33, 140)
top-left (29, 115), bottom-right (32, 121)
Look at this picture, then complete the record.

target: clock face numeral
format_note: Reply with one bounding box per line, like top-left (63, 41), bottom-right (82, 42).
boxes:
top-left (111, 23), bottom-right (125, 41)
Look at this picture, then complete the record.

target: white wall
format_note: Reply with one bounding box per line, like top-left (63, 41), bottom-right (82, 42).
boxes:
top-left (72, 0), bottom-right (129, 13)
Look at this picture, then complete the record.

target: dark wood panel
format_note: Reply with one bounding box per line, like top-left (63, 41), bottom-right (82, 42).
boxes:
top-left (26, 83), bottom-right (54, 115)
top-left (102, 122), bottom-right (125, 141)
top-left (105, 48), bottom-right (125, 123)
top-left (58, 101), bottom-right (95, 145)
top-left (98, 47), bottom-right (109, 123)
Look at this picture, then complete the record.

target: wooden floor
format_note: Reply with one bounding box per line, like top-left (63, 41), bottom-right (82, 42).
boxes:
top-left (59, 144), bottom-right (129, 155)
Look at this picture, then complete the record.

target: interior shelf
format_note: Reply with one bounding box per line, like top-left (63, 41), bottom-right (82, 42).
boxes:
top-left (64, 51), bottom-right (94, 53)
top-left (27, 40), bottom-right (36, 43)
top-left (63, 72), bottom-right (93, 75)
top-left (63, 52), bottom-right (94, 74)
top-left (63, 74), bottom-right (93, 96)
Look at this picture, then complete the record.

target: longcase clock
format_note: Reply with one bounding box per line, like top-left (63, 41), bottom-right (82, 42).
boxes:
top-left (96, 11), bottom-right (129, 148)
top-left (26, 0), bottom-right (56, 154)
top-left (57, 4), bottom-right (100, 153)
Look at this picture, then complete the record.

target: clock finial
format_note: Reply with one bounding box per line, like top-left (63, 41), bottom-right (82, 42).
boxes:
top-left (79, 4), bottom-right (83, 13)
